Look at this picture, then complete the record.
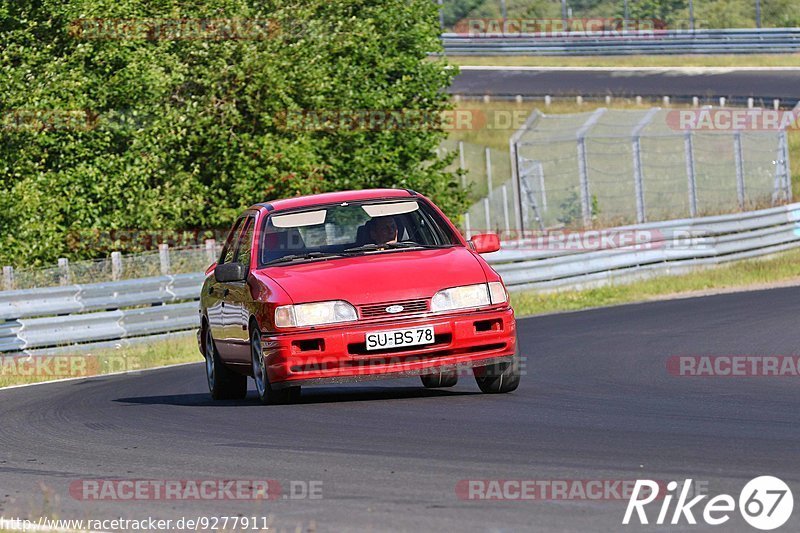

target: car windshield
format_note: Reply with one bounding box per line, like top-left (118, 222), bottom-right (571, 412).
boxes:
top-left (259, 199), bottom-right (458, 266)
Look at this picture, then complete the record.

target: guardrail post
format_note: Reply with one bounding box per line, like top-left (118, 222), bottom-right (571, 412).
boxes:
top-left (747, 98), bottom-right (754, 109)
top-left (485, 147), bottom-right (493, 199)
top-left (734, 132), bottom-right (746, 209)
top-left (662, 96), bottom-right (670, 106)
top-left (774, 99), bottom-right (780, 110)
top-left (544, 95), bottom-right (551, 107)
top-left (692, 97), bottom-right (699, 108)
top-left (205, 239), bottom-right (217, 264)
top-left (58, 258), bottom-right (71, 286)
top-left (719, 97), bottom-right (726, 107)
top-left (159, 244), bottom-right (171, 275)
top-left (2, 266), bottom-right (14, 291)
top-left (685, 132), bottom-right (698, 217)
top-left (111, 252), bottom-right (122, 281)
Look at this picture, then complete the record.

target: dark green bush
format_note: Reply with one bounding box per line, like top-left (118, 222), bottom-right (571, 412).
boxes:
top-left (0, 0), bottom-right (465, 266)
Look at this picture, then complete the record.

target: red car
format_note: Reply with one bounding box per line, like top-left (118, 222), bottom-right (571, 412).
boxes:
top-left (198, 188), bottom-right (519, 404)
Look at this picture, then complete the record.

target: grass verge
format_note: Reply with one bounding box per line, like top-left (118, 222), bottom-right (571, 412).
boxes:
top-left (447, 54), bottom-right (800, 68)
top-left (511, 247), bottom-right (800, 316)
top-left (0, 334), bottom-right (200, 389)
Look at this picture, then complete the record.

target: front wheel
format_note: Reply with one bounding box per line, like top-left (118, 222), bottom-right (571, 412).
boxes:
top-left (474, 353), bottom-right (521, 394)
top-left (251, 329), bottom-right (300, 405)
top-left (420, 369), bottom-right (458, 388)
top-left (204, 326), bottom-right (247, 400)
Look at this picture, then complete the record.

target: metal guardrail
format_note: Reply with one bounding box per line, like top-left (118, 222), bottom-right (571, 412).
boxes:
top-left (2, 203), bottom-right (800, 354)
top-left (486, 203), bottom-right (800, 291)
top-left (442, 28), bottom-right (800, 55)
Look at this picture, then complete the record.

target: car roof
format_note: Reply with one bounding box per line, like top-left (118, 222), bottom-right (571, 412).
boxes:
top-left (252, 188), bottom-right (417, 212)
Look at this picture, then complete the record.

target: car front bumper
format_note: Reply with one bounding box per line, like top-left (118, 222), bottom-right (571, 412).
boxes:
top-left (261, 307), bottom-right (517, 388)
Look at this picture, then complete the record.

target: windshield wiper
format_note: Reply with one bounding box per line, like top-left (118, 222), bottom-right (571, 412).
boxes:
top-left (263, 252), bottom-right (340, 265)
top-left (343, 242), bottom-right (423, 254)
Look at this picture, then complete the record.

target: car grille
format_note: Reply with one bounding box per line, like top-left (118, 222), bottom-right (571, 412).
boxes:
top-left (359, 298), bottom-right (429, 319)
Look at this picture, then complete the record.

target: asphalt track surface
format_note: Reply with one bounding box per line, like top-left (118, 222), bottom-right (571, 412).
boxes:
top-left (2, 286), bottom-right (800, 532)
top-left (450, 67), bottom-right (800, 103)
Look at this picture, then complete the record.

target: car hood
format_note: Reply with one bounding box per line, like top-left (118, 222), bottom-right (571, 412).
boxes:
top-left (260, 247), bottom-right (487, 305)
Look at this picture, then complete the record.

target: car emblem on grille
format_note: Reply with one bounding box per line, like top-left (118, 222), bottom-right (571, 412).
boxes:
top-left (385, 305), bottom-right (404, 314)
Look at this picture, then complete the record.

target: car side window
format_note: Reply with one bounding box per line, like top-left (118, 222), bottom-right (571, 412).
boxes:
top-left (218, 218), bottom-right (244, 265)
top-left (234, 217), bottom-right (255, 267)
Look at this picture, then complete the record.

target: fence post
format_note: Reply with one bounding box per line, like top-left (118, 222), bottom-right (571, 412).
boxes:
top-left (464, 213), bottom-right (472, 240)
top-left (111, 252), bottom-right (122, 281)
top-left (159, 244), bottom-right (171, 275)
top-left (485, 147), bottom-right (493, 199)
top-left (458, 141), bottom-right (467, 188)
top-left (684, 132), bottom-right (698, 217)
top-left (2, 266), bottom-right (14, 291)
top-left (733, 132), bottom-right (746, 209)
top-left (502, 185), bottom-right (511, 236)
top-left (773, 131), bottom-right (791, 204)
top-left (576, 108), bottom-right (607, 227)
top-left (484, 198), bottom-right (491, 232)
top-left (536, 161), bottom-right (547, 212)
top-left (205, 239), bottom-right (217, 264)
top-left (786, 132), bottom-right (793, 201)
top-left (58, 258), bottom-right (71, 286)
top-left (509, 111), bottom-right (543, 233)
top-left (631, 108), bottom-right (660, 224)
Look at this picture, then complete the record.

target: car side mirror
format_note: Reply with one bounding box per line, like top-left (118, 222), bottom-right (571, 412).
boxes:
top-left (214, 262), bottom-right (247, 283)
top-left (469, 233), bottom-right (501, 254)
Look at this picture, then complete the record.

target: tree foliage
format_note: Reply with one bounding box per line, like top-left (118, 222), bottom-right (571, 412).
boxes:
top-left (0, 0), bottom-right (464, 266)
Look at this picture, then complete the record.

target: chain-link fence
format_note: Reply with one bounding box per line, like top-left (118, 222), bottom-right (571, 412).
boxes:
top-left (503, 107), bottom-right (792, 232)
top-left (3, 244), bottom-right (220, 292)
top-left (440, 139), bottom-right (520, 236)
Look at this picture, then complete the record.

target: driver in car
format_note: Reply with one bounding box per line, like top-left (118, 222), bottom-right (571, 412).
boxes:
top-left (368, 216), bottom-right (398, 245)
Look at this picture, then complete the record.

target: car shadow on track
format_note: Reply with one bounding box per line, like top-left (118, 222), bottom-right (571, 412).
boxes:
top-left (114, 386), bottom-right (480, 407)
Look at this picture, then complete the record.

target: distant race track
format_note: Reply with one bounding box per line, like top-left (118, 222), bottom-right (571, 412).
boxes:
top-left (2, 286), bottom-right (800, 531)
top-left (451, 66), bottom-right (800, 105)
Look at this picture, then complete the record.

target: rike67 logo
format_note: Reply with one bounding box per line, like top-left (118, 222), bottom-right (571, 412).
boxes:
top-left (623, 477), bottom-right (793, 530)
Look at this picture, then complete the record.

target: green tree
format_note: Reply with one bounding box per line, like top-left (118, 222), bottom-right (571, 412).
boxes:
top-left (0, 0), bottom-right (464, 266)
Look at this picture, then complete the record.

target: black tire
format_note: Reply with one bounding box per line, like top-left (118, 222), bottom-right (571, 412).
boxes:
top-left (420, 369), bottom-right (458, 388)
top-left (204, 326), bottom-right (247, 400)
top-left (474, 353), bottom-right (521, 394)
top-left (251, 328), bottom-right (300, 405)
